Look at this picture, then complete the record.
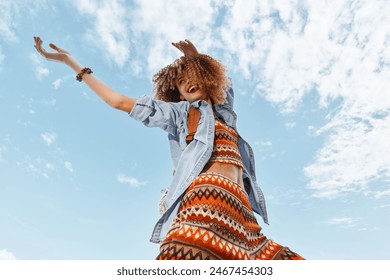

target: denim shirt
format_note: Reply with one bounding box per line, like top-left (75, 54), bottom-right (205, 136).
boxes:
top-left (129, 87), bottom-right (268, 243)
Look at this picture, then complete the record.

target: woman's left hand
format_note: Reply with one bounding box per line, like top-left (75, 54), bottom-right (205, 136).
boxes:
top-left (34, 36), bottom-right (72, 64)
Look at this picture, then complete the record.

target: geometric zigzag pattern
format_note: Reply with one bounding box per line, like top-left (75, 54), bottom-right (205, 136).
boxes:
top-left (208, 119), bottom-right (244, 169)
top-left (157, 173), bottom-right (304, 260)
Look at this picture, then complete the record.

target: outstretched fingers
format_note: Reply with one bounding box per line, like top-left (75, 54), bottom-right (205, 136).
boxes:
top-left (34, 36), bottom-right (48, 57)
top-left (33, 36), bottom-right (71, 62)
top-left (171, 39), bottom-right (199, 57)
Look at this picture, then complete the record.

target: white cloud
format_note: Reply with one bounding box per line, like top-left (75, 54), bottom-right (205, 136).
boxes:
top-left (30, 53), bottom-right (50, 80)
top-left (266, 1), bottom-right (390, 198)
top-left (305, 116), bottom-right (390, 198)
top-left (256, 141), bottom-right (272, 147)
top-left (17, 156), bottom-right (55, 179)
top-left (41, 132), bottom-right (57, 147)
top-left (0, 145), bottom-right (6, 161)
top-left (116, 174), bottom-right (144, 188)
top-left (255, 141), bottom-right (273, 151)
top-left (0, 1), bottom-right (19, 42)
top-left (327, 217), bottom-right (359, 228)
top-left (0, 48), bottom-right (4, 67)
top-left (64, 161), bottom-right (74, 173)
top-left (52, 78), bottom-right (63, 89)
top-left (52, 75), bottom-right (73, 90)
top-left (45, 162), bottom-right (55, 171)
top-left (0, 249), bottom-right (16, 260)
top-left (74, 0), bottom-right (131, 67)
top-left (373, 190), bottom-right (390, 199)
top-left (208, 0), bottom-right (390, 199)
top-left (358, 226), bottom-right (379, 232)
top-left (130, 0), bottom-right (216, 73)
top-left (43, 97), bottom-right (57, 106)
top-left (285, 122), bottom-right (296, 129)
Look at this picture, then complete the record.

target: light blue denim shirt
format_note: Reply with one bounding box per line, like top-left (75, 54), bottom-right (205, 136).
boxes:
top-left (129, 87), bottom-right (268, 243)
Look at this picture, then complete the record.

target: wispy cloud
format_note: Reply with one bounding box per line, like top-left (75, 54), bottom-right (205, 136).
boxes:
top-left (327, 217), bottom-right (379, 232)
top-left (52, 75), bottom-right (73, 90)
top-left (0, 145), bottom-right (6, 161)
top-left (30, 53), bottom-right (50, 80)
top-left (255, 141), bottom-right (273, 149)
top-left (52, 78), bottom-right (63, 90)
top-left (0, 1), bottom-right (19, 42)
top-left (43, 97), bottom-right (57, 106)
top-left (0, 249), bottom-right (16, 260)
top-left (327, 217), bottom-right (359, 228)
top-left (116, 174), bottom-right (145, 188)
top-left (373, 190), bottom-right (390, 199)
top-left (64, 161), bottom-right (74, 173)
top-left (378, 204), bottom-right (390, 209)
top-left (254, 141), bottom-right (274, 160)
top-left (285, 122), bottom-right (296, 129)
top-left (17, 156), bottom-right (55, 179)
top-left (41, 132), bottom-right (57, 147)
top-left (0, 48), bottom-right (4, 67)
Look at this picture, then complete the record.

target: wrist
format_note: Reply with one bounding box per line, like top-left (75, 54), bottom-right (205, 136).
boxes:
top-left (64, 56), bottom-right (83, 73)
top-left (76, 67), bottom-right (93, 82)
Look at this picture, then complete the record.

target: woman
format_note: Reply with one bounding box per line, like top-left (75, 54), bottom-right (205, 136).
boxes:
top-left (33, 37), bottom-right (303, 260)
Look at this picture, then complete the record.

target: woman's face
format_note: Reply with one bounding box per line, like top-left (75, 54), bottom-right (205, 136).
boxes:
top-left (175, 71), bottom-right (209, 103)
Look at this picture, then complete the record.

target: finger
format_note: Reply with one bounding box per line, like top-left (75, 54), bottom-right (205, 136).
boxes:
top-left (171, 42), bottom-right (184, 52)
top-left (172, 42), bottom-right (182, 48)
top-left (49, 43), bottom-right (60, 51)
top-left (34, 41), bottom-right (44, 53)
top-left (35, 37), bottom-right (43, 46)
top-left (34, 37), bottom-right (44, 51)
top-left (185, 39), bottom-right (195, 47)
top-left (34, 43), bottom-right (47, 57)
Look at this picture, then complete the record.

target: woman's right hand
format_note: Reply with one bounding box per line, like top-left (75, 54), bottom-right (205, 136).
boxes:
top-left (34, 36), bottom-right (71, 64)
top-left (172, 40), bottom-right (199, 58)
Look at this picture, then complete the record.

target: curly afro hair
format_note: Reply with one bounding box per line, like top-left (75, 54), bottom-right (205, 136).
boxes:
top-left (152, 53), bottom-right (230, 105)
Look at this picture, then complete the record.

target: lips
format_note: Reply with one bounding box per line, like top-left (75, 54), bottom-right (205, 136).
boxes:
top-left (187, 84), bottom-right (199, 93)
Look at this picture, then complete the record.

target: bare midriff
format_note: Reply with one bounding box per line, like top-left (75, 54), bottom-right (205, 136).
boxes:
top-left (201, 161), bottom-right (244, 187)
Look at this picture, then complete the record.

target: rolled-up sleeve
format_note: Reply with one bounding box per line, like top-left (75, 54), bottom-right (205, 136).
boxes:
top-left (128, 95), bottom-right (184, 135)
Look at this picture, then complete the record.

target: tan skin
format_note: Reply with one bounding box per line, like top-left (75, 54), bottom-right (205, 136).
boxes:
top-left (33, 37), bottom-right (243, 187)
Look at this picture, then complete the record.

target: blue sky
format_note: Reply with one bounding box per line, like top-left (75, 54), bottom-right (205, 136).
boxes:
top-left (0, 0), bottom-right (389, 260)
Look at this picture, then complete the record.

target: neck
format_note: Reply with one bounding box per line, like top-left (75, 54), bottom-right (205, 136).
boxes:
top-left (206, 98), bottom-right (213, 108)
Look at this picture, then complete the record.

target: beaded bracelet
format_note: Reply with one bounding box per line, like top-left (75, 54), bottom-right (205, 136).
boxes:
top-left (76, 67), bottom-right (93, 82)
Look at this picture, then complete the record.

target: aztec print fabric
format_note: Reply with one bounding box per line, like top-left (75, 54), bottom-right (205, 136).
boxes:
top-left (157, 173), bottom-right (304, 260)
top-left (208, 119), bottom-right (244, 169)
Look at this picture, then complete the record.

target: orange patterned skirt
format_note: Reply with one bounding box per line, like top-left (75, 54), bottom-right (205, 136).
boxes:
top-left (157, 173), bottom-right (304, 260)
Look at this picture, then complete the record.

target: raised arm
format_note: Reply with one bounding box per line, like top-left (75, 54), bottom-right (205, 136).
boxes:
top-left (33, 37), bottom-right (137, 112)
